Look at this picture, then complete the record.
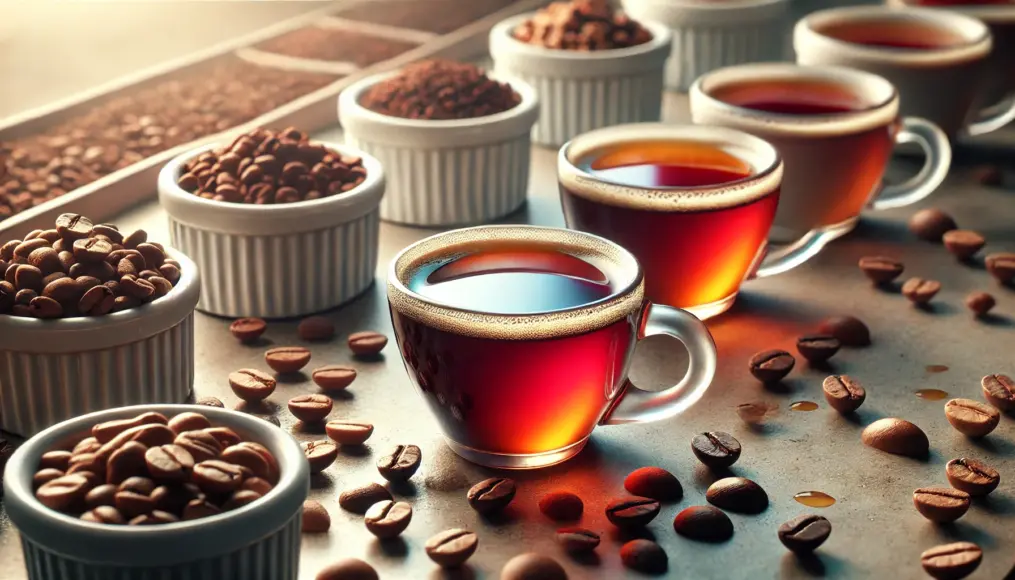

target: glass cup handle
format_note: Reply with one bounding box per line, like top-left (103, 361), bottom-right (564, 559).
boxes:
top-left (600, 303), bottom-right (717, 425)
top-left (750, 228), bottom-right (838, 279)
top-left (967, 96), bottom-right (1015, 137)
top-left (869, 117), bottom-right (952, 211)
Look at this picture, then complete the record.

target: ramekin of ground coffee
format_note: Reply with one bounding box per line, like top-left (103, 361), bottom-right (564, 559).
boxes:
top-left (3, 404), bottom-right (308, 578)
top-left (0, 214), bottom-right (200, 437)
top-left (490, 0), bottom-right (671, 147)
top-left (158, 127), bottom-right (384, 318)
top-left (339, 60), bottom-right (538, 226)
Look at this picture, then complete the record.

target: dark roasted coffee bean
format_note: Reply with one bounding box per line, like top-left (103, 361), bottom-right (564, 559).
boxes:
top-left (33, 468), bottom-right (67, 489)
top-left (106, 441), bottom-right (148, 484)
top-left (118, 476), bottom-right (156, 495)
top-left (691, 432), bottom-right (742, 469)
top-left (921, 542), bottom-right (982, 580)
top-left (229, 317), bottom-right (267, 342)
top-left (796, 334), bottom-right (841, 363)
top-left (822, 375), bottom-right (866, 413)
top-left (145, 444), bottom-right (195, 482)
top-left (302, 499), bottom-right (331, 533)
top-left (67, 452), bottom-right (103, 476)
top-left (135, 243), bottom-right (165, 268)
top-left (706, 477), bottom-right (768, 514)
top-left (502, 553), bottom-right (568, 580)
top-left (79, 285), bottom-right (114, 316)
top-left (981, 373), bottom-right (1014, 412)
top-left (914, 487), bottom-right (971, 523)
top-left (985, 252), bottom-right (1015, 285)
top-left (946, 458), bottom-right (1000, 497)
top-left (818, 315), bottom-right (871, 346)
top-left (556, 527), bottom-right (600, 553)
top-left (314, 558), bottom-right (379, 580)
top-left (168, 412), bottom-right (211, 435)
top-left (539, 490), bottom-right (583, 521)
top-left (673, 505), bottom-right (733, 542)
top-left (93, 411), bottom-right (169, 443)
top-left (425, 528), bottom-right (478, 568)
top-left (192, 460), bottom-right (245, 494)
top-left (364, 500), bottom-right (412, 538)
top-left (312, 365), bottom-right (357, 391)
top-left (121, 274), bottom-right (155, 299)
top-left (861, 418), bottom-right (929, 458)
top-left (81, 505), bottom-right (127, 525)
top-left (56, 213), bottom-right (93, 239)
top-left (620, 539), bottom-right (667, 574)
top-left (223, 489), bottom-right (262, 510)
top-left (72, 237), bottom-right (113, 263)
top-left (228, 368), bottom-right (276, 401)
top-left (242, 477), bottom-right (273, 496)
top-left (149, 276), bottom-right (173, 298)
top-left (965, 292), bottom-right (996, 316)
top-left (151, 484), bottom-right (203, 513)
top-left (325, 420), bottom-right (373, 445)
top-left (303, 440), bottom-right (338, 474)
top-left (943, 230), bottom-right (985, 260)
top-left (174, 430), bottom-right (222, 463)
top-left (606, 496), bottom-right (661, 528)
top-left (945, 398), bottom-right (1000, 438)
top-left (90, 225), bottom-right (123, 244)
top-left (29, 295), bottom-right (63, 319)
top-left (376, 444), bottom-right (421, 482)
top-left (196, 396), bottom-right (225, 408)
top-left (778, 514), bottom-right (831, 553)
top-left (85, 484), bottom-right (118, 509)
top-left (467, 477), bottom-right (516, 514)
top-left (298, 316), bottom-right (334, 341)
top-left (122, 229), bottom-right (147, 249)
top-left (748, 349), bottom-right (795, 383)
top-left (339, 482), bottom-right (392, 514)
top-left (624, 466), bottom-right (683, 501)
top-left (39, 450), bottom-right (72, 471)
top-left (902, 277), bottom-right (942, 305)
top-left (859, 256), bottom-right (904, 284)
top-left (348, 331), bottom-right (387, 356)
top-left (183, 498), bottom-right (221, 520)
top-left (115, 490), bottom-right (156, 518)
top-left (158, 263), bottom-right (181, 284)
top-left (909, 208), bottom-right (957, 241)
top-left (129, 510), bottom-right (179, 525)
top-left (29, 247), bottom-right (63, 275)
top-left (265, 346), bottom-right (311, 373)
top-left (288, 394), bottom-right (333, 423)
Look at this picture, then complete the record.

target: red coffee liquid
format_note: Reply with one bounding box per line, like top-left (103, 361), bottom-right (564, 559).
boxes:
top-left (711, 79), bottom-right (868, 115)
top-left (817, 20), bottom-right (968, 49)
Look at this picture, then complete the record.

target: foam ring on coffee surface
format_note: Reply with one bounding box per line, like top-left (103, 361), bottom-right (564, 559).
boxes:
top-left (558, 123), bottom-right (783, 212)
top-left (387, 226), bottom-right (644, 341)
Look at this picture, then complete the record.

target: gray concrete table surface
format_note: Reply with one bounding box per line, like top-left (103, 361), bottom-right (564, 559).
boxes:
top-left (2, 94), bottom-right (1015, 580)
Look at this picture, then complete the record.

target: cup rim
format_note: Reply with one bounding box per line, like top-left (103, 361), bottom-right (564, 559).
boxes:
top-left (491, 13), bottom-right (673, 62)
top-left (885, 0), bottom-right (1015, 22)
top-left (557, 123), bottom-right (784, 212)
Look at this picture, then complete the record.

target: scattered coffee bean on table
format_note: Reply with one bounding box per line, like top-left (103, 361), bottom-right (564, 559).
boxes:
top-left (822, 375), bottom-right (866, 414)
top-left (339, 482), bottom-right (392, 514)
top-left (302, 499), bottom-right (331, 533)
top-left (985, 252), bottom-right (1015, 285)
top-left (229, 318), bottom-right (266, 343)
top-left (861, 418), bottom-right (929, 458)
top-left (467, 477), bottom-right (516, 514)
top-left (736, 401), bottom-right (778, 425)
top-left (288, 394), bottom-right (333, 423)
top-left (325, 420), bottom-right (374, 446)
top-left (556, 527), bottom-right (600, 553)
top-left (944, 398), bottom-right (1000, 438)
top-left (539, 490), bottom-right (583, 521)
top-left (265, 346), bottom-right (311, 374)
top-left (778, 514), bottom-right (831, 553)
top-left (298, 316), bottom-right (334, 341)
top-left (946, 458), bottom-right (1000, 497)
top-left (973, 164), bottom-right (1003, 185)
top-left (620, 539), bottom-right (668, 575)
top-left (302, 440), bottom-right (338, 474)
top-left (748, 349), bottom-right (795, 383)
top-left (965, 291), bottom-right (996, 316)
top-left (605, 496), bottom-right (661, 528)
top-left (921, 542), bottom-right (982, 580)
top-left (691, 432), bottom-right (741, 469)
top-left (942, 230), bottom-right (985, 260)
top-left (706, 477), bottom-right (768, 514)
top-left (909, 208), bottom-right (957, 242)
top-left (859, 256), bottom-right (904, 284)
top-left (913, 487), bottom-right (971, 523)
top-left (376, 444), bottom-right (421, 482)
top-left (902, 278), bottom-right (941, 305)
top-left (817, 315), bottom-right (871, 346)
top-left (348, 331), bottom-right (388, 356)
top-left (425, 528), bottom-right (478, 568)
top-left (315, 558), bottom-right (379, 580)
top-left (501, 553), bottom-right (568, 580)
top-left (673, 505), bottom-right (734, 542)
top-left (981, 373), bottom-right (1014, 412)
top-left (624, 466), bottom-right (682, 501)
top-left (228, 369), bottom-right (277, 401)
top-left (312, 365), bottom-right (358, 391)
top-left (796, 334), bottom-right (841, 363)
top-left (196, 396), bottom-right (224, 408)
top-left (364, 500), bottom-right (412, 539)
top-left (514, 0), bottom-right (652, 50)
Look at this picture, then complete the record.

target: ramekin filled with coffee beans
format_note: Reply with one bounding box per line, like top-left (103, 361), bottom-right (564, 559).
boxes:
top-left (489, 0), bottom-right (671, 147)
top-left (158, 126), bottom-right (384, 318)
top-left (0, 214), bottom-right (200, 437)
top-left (3, 404), bottom-right (309, 579)
top-left (338, 59), bottom-right (538, 227)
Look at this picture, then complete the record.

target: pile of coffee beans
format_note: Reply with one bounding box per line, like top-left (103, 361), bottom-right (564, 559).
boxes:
top-left (176, 127), bottom-right (366, 204)
top-left (32, 410), bottom-right (278, 525)
top-left (0, 214), bottom-right (182, 318)
top-left (358, 60), bottom-right (521, 120)
top-left (513, 0), bottom-right (652, 51)
top-left (255, 27), bottom-right (418, 67)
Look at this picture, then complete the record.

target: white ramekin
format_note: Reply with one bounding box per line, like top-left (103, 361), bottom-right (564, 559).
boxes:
top-left (3, 404), bottom-right (310, 579)
top-left (621, 0), bottom-right (787, 92)
top-left (338, 71), bottom-right (538, 227)
top-left (158, 141), bottom-right (384, 319)
top-left (490, 14), bottom-right (671, 147)
top-left (0, 250), bottom-right (200, 438)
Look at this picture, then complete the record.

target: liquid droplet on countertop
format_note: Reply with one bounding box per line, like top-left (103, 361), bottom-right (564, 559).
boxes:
top-left (736, 401), bottom-right (779, 425)
top-left (925, 365), bottom-right (949, 373)
top-left (794, 491), bottom-right (836, 507)
top-left (790, 401), bottom-right (819, 411)
top-left (915, 388), bottom-right (948, 401)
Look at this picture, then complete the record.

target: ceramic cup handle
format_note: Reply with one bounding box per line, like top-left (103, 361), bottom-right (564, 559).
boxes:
top-left (870, 117), bottom-right (952, 211)
top-left (967, 97), bottom-right (1015, 137)
top-left (601, 303), bottom-right (717, 425)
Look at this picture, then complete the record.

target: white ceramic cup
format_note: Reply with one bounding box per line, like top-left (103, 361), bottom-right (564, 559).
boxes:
top-left (795, 6), bottom-right (1009, 139)
top-left (690, 63), bottom-right (952, 242)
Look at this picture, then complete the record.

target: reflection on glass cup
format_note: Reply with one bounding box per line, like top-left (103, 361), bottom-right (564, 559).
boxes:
top-left (689, 63), bottom-right (952, 243)
top-left (387, 226), bottom-right (717, 469)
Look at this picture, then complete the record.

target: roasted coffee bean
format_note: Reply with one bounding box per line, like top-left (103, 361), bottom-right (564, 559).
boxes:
top-left (229, 317), bottom-right (267, 342)
top-left (149, 276), bottom-right (173, 298)
top-left (312, 365), bottom-right (357, 391)
top-left (151, 484), bottom-right (203, 513)
top-left (556, 527), bottom-right (600, 553)
top-left (238, 476), bottom-right (271, 496)
top-left (348, 331), bottom-right (387, 356)
top-left (223, 489), bottom-right (262, 510)
top-left (159, 263), bottom-right (181, 284)
top-left (909, 208), bottom-right (957, 242)
top-left (135, 243), bottom-right (165, 268)
top-left (364, 500), bottom-right (413, 538)
top-left (183, 498), bottom-right (221, 520)
top-left (859, 256), bottom-right (904, 284)
top-left (84, 484), bottom-right (118, 509)
top-left (90, 225), bottom-right (123, 244)
top-left (29, 295), bottom-right (63, 319)
top-left (914, 487), bottom-right (971, 523)
top-left (946, 458), bottom-right (1000, 497)
top-left (624, 466), bottom-right (683, 501)
top-left (425, 528), bottom-right (478, 568)
top-left (145, 444), bottom-right (195, 482)
top-left (72, 237), bottom-right (113, 263)
top-left (620, 539), bottom-right (667, 574)
top-left (97, 423), bottom-right (176, 465)
top-left (196, 396), bottom-right (225, 408)
top-left (902, 278), bottom-right (941, 305)
top-left (29, 247), bottom-right (62, 275)
top-left (796, 334), bottom-right (841, 363)
top-left (288, 394), bottom-right (333, 423)
top-left (921, 542), bottom-right (982, 580)
top-left (122, 230), bottom-right (147, 249)
top-left (778, 514), bottom-right (831, 553)
top-left (606, 496), bottom-right (661, 528)
top-left (539, 490), bottom-right (583, 521)
top-left (74, 436), bottom-right (100, 455)
top-left (339, 482), bottom-right (392, 514)
top-left (93, 411), bottom-right (169, 443)
top-left (943, 230), bottom-right (985, 260)
top-left (298, 316), bottom-right (334, 341)
top-left (822, 375), bottom-right (866, 413)
top-left (965, 292), bottom-right (996, 316)
top-left (325, 420), bottom-right (373, 445)
top-left (303, 440), bottom-right (338, 474)
top-left (56, 213), bottom-right (93, 239)
top-left (81, 505), bottom-right (127, 525)
top-left (79, 285), bottom-right (114, 316)
top-left (174, 430), bottom-right (222, 463)
top-left (376, 444), bottom-right (421, 482)
top-left (13, 267), bottom-right (42, 294)
top-left (985, 252), bottom-right (1015, 285)
top-left (467, 477), bottom-right (516, 514)
top-left (981, 373), bottom-right (1015, 412)
top-left (861, 418), bottom-right (929, 458)
top-left (167, 412), bottom-right (211, 434)
top-left (691, 432), bottom-right (742, 469)
top-left (302, 499), bottom-right (331, 533)
top-left (115, 490), bottom-right (156, 518)
top-left (706, 477), bottom-right (768, 514)
top-left (315, 558), bottom-right (378, 580)
top-left (945, 398), bottom-right (1000, 438)
top-left (121, 274), bottom-right (155, 299)
top-left (33, 468), bottom-right (66, 488)
top-left (673, 505), bottom-right (734, 542)
top-left (221, 443), bottom-right (274, 481)
top-left (748, 349), bottom-right (795, 383)
top-left (116, 258), bottom-right (138, 278)
top-left (129, 510), bottom-right (179, 525)
top-left (67, 452), bottom-right (103, 476)
top-left (39, 450), bottom-right (72, 471)
top-left (265, 346), bottom-right (311, 373)
top-left (204, 426), bottom-right (242, 449)
top-left (118, 476), bottom-right (156, 495)
top-left (228, 368), bottom-right (276, 401)
top-left (106, 441), bottom-right (148, 484)
top-left (192, 460), bottom-right (246, 494)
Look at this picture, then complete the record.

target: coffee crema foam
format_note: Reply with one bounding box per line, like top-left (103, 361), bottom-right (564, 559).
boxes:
top-left (558, 124), bottom-right (782, 212)
top-left (388, 226), bottom-right (644, 341)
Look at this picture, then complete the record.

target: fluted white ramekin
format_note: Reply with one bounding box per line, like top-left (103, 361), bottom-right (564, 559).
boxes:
top-left (0, 250), bottom-right (199, 437)
top-left (338, 71), bottom-right (538, 227)
top-left (621, 0), bottom-right (788, 92)
top-left (158, 141), bottom-right (384, 319)
top-left (490, 14), bottom-right (670, 147)
top-left (3, 404), bottom-right (310, 580)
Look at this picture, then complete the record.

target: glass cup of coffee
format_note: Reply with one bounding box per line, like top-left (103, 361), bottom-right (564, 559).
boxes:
top-left (795, 6), bottom-right (1011, 138)
top-left (387, 225), bottom-right (717, 469)
top-left (689, 63), bottom-right (952, 243)
top-left (558, 123), bottom-right (826, 319)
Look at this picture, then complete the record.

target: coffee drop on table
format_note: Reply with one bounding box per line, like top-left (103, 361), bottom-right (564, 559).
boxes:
top-left (790, 401), bottom-right (819, 411)
top-left (794, 491), bottom-right (836, 508)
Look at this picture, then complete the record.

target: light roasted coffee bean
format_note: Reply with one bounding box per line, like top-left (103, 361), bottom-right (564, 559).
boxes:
top-left (620, 539), bottom-right (667, 574)
top-left (36, 474), bottom-right (92, 511)
top-left (312, 365), bottom-right (357, 391)
top-left (223, 489), bottom-right (262, 510)
top-left (229, 318), bottom-right (267, 342)
top-left (691, 432), bottom-right (741, 469)
top-left (706, 477), bottom-right (768, 514)
top-left (502, 553), bottom-right (568, 580)
top-left (921, 542), bottom-right (981, 580)
top-left (902, 278), bottom-right (941, 305)
top-left (338, 482), bottom-right (392, 514)
top-left (376, 444), bottom-right (421, 482)
top-left (748, 350), bottom-right (795, 383)
top-left (242, 477), bottom-right (273, 496)
top-left (85, 484), bottom-right (117, 508)
top-left (288, 394), bottom-right (333, 423)
top-left (223, 442), bottom-right (277, 482)
top-left (606, 496), bottom-right (661, 528)
top-left (859, 256), bottom-right (903, 284)
top-left (265, 346), bottom-right (311, 373)
top-left (348, 331), bottom-right (387, 356)
top-left (204, 427), bottom-right (242, 449)
top-left (539, 490), bottom-right (583, 521)
top-left (909, 208), bottom-right (957, 242)
top-left (325, 420), bottom-right (373, 445)
top-left (965, 292), bottom-right (996, 316)
top-left (145, 444), bottom-right (195, 482)
top-left (364, 500), bottom-right (412, 538)
top-left (174, 430), bottom-right (223, 463)
top-left (425, 529), bottom-right (478, 568)
top-left (861, 418), bottom-right (929, 458)
top-left (302, 499), bottom-right (331, 533)
top-left (129, 510), bottom-right (179, 525)
top-left (981, 373), bottom-right (1014, 411)
top-left (39, 450), bottom-right (72, 471)
top-left (945, 398), bottom-right (1000, 438)
top-left (822, 375), bottom-right (866, 413)
top-left (183, 498), bottom-right (221, 520)
top-left (914, 487), bottom-right (970, 523)
top-left (778, 514), bottom-right (831, 553)
top-left (115, 489), bottom-right (156, 518)
top-left (943, 230), bottom-right (985, 260)
top-left (467, 477), bottom-right (516, 514)
top-left (797, 335), bottom-right (841, 363)
top-left (298, 316), bottom-right (334, 341)
top-left (303, 440), bottom-right (338, 474)
top-left (107, 441), bottom-right (149, 484)
top-left (33, 468), bottom-right (66, 488)
top-left (946, 458), bottom-right (1000, 497)
top-left (556, 527), bottom-right (600, 553)
top-left (196, 396), bottom-right (225, 408)
top-left (985, 252), bottom-right (1015, 285)
top-left (673, 505), bottom-right (734, 542)
top-left (228, 369), bottom-right (276, 401)
top-left (81, 505), bottom-right (127, 525)
top-left (314, 558), bottom-right (379, 580)
top-left (168, 412), bottom-right (212, 434)
top-left (192, 460), bottom-right (246, 494)
top-left (93, 411), bottom-right (169, 443)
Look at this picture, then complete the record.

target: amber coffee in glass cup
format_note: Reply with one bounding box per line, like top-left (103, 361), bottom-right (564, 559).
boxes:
top-left (689, 63), bottom-right (952, 243)
top-left (387, 225), bottom-right (717, 469)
